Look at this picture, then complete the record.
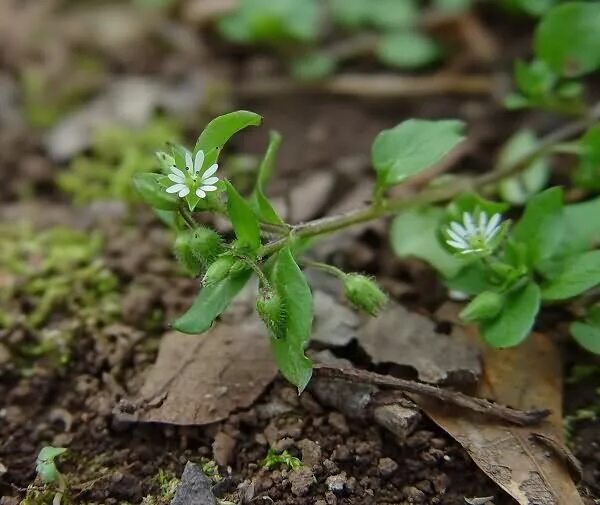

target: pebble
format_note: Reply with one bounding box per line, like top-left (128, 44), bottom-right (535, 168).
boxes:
top-left (402, 485), bottom-right (427, 503)
top-left (326, 472), bottom-right (349, 495)
top-left (212, 431), bottom-right (236, 466)
top-left (322, 458), bottom-right (339, 474)
top-left (289, 467), bottom-right (315, 497)
top-left (378, 457), bottom-right (399, 477)
top-left (298, 438), bottom-right (322, 467)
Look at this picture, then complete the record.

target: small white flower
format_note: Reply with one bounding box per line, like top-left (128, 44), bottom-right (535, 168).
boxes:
top-left (165, 149), bottom-right (220, 199)
top-left (445, 211), bottom-right (502, 255)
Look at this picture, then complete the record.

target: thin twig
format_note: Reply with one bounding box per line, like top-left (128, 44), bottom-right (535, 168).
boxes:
top-left (313, 364), bottom-right (550, 426)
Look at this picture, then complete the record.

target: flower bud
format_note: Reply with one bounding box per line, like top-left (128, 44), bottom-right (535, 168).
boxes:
top-left (189, 226), bottom-right (225, 265)
top-left (256, 288), bottom-right (287, 339)
top-left (202, 254), bottom-right (236, 286)
top-left (460, 291), bottom-right (504, 322)
top-left (343, 274), bottom-right (388, 316)
top-left (174, 231), bottom-right (203, 277)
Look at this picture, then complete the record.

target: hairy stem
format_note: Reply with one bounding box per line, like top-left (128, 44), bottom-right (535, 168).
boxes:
top-left (259, 102), bottom-right (600, 258)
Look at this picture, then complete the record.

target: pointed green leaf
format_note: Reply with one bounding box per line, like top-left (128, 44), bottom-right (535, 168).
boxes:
top-left (251, 131), bottom-right (285, 225)
top-left (133, 173), bottom-right (179, 210)
top-left (194, 111), bottom-right (262, 167)
top-left (270, 247), bottom-right (313, 392)
top-left (225, 181), bottom-right (262, 251)
top-left (570, 307), bottom-right (600, 354)
top-left (372, 119), bottom-right (465, 187)
top-left (481, 282), bottom-right (541, 347)
top-left (173, 270), bottom-right (253, 333)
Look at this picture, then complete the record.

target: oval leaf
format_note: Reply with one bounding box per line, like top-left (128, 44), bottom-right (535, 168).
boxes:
top-left (535, 2), bottom-right (600, 77)
top-left (270, 247), bottom-right (313, 392)
top-left (481, 282), bottom-right (541, 348)
top-left (173, 270), bottom-right (253, 334)
top-left (542, 250), bottom-right (600, 301)
top-left (372, 119), bottom-right (465, 187)
top-left (570, 321), bottom-right (600, 354)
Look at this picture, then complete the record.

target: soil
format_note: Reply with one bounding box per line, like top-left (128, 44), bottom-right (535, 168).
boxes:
top-left (1, 2), bottom-right (600, 505)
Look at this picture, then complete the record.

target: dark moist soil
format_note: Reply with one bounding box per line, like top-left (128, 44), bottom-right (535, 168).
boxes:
top-left (2, 4), bottom-right (600, 504)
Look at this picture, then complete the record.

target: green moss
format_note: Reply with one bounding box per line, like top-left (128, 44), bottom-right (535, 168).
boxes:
top-left (141, 469), bottom-right (180, 504)
top-left (262, 449), bottom-right (303, 471)
top-left (58, 117), bottom-right (182, 206)
top-left (1, 223), bottom-right (120, 368)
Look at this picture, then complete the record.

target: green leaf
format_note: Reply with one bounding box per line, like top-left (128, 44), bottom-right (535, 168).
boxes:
top-left (497, 130), bottom-right (550, 205)
top-left (36, 446), bottom-right (67, 484)
top-left (376, 31), bottom-right (440, 69)
top-left (225, 181), bottom-right (262, 251)
top-left (290, 53), bottom-right (337, 81)
top-left (460, 291), bottom-right (504, 322)
top-left (446, 193), bottom-right (509, 220)
top-left (173, 270), bottom-right (253, 333)
top-left (562, 196), bottom-right (600, 256)
top-left (535, 2), bottom-right (600, 77)
top-left (372, 119), bottom-right (465, 187)
top-left (391, 207), bottom-right (464, 278)
top-left (331, 0), bottom-right (418, 29)
top-left (511, 187), bottom-right (564, 267)
top-left (194, 111), bottom-right (262, 167)
top-left (481, 282), bottom-right (541, 347)
top-left (570, 307), bottom-right (600, 354)
top-left (514, 60), bottom-right (555, 99)
top-left (269, 247), bottom-right (313, 392)
top-left (133, 173), bottom-right (179, 210)
top-left (445, 262), bottom-right (498, 295)
top-left (217, 0), bottom-right (320, 44)
top-left (251, 131), bottom-right (285, 225)
top-left (574, 125), bottom-right (600, 190)
top-left (542, 250), bottom-right (600, 300)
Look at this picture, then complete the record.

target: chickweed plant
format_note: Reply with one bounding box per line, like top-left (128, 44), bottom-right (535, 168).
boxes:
top-left (134, 3), bottom-right (600, 391)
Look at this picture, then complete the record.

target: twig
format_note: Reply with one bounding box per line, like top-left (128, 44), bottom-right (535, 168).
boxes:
top-left (313, 364), bottom-right (550, 426)
top-left (238, 73), bottom-right (495, 98)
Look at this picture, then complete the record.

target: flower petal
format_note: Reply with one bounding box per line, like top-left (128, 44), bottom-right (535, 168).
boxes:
top-left (447, 229), bottom-right (467, 245)
top-left (170, 166), bottom-right (186, 179)
top-left (178, 186), bottom-right (190, 197)
top-left (185, 150), bottom-right (194, 174)
top-left (194, 150), bottom-right (205, 176)
top-left (168, 173), bottom-right (185, 183)
top-left (200, 185), bottom-right (218, 192)
top-left (485, 213), bottom-right (502, 237)
top-left (450, 221), bottom-right (468, 238)
top-left (202, 176), bottom-right (219, 185)
top-left (196, 188), bottom-right (206, 198)
top-left (478, 211), bottom-right (488, 232)
top-left (166, 183), bottom-right (186, 194)
top-left (447, 239), bottom-right (467, 250)
top-left (202, 163), bottom-right (218, 179)
top-left (463, 212), bottom-right (476, 235)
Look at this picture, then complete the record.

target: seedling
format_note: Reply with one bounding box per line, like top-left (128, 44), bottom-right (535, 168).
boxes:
top-left (133, 3), bottom-right (600, 391)
top-left (262, 449), bottom-right (303, 471)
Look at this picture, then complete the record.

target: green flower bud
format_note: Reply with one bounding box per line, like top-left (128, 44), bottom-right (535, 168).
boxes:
top-left (343, 274), bottom-right (388, 316)
top-left (256, 288), bottom-right (287, 339)
top-left (460, 291), bottom-right (504, 322)
top-left (174, 232), bottom-right (203, 277)
top-left (230, 258), bottom-right (250, 276)
top-left (202, 254), bottom-right (236, 286)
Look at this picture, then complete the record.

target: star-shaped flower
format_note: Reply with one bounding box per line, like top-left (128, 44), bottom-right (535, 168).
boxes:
top-left (445, 211), bottom-right (502, 255)
top-left (165, 149), bottom-right (219, 198)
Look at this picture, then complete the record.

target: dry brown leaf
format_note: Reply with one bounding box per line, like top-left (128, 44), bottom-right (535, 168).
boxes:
top-left (359, 301), bottom-right (481, 384)
top-left (417, 332), bottom-right (583, 505)
top-left (117, 320), bottom-right (277, 426)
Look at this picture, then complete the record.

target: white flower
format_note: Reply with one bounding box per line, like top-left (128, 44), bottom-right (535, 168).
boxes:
top-left (445, 211), bottom-right (502, 255)
top-left (165, 149), bottom-right (220, 199)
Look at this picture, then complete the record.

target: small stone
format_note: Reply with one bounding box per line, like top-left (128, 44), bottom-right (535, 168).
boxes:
top-left (171, 461), bottom-right (217, 505)
top-left (328, 412), bottom-right (350, 434)
top-left (374, 404), bottom-right (421, 442)
top-left (325, 491), bottom-right (337, 505)
top-left (315, 500), bottom-right (327, 505)
top-left (212, 432), bottom-right (236, 466)
top-left (415, 480), bottom-right (432, 494)
top-left (0, 461), bottom-right (6, 476)
top-left (322, 459), bottom-right (338, 474)
top-left (52, 433), bottom-right (73, 447)
top-left (378, 457), bottom-right (398, 477)
top-left (402, 485), bottom-right (427, 503)
top-left (298, 439), bottom-right (322, 467)
top-left (331, 445), bottom-right (351, 462)
top-left (299, 392), bottom-right (323, 414)
top-left (279, 387), bottom-right (300, 407)
top-left (289, 467), bottom-right (315, 497)
top-left (326, 473), bottom-right (348, 495)
top-left (271, 437), bottom-right (295, 452)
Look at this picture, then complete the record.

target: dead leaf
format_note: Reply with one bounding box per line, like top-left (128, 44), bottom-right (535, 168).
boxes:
top-left (118, 321), bottom-right (277, 426)
top-left (418, 333), bottom-right (584, 505)
top-left (360, 301), bottom-right (481, 384)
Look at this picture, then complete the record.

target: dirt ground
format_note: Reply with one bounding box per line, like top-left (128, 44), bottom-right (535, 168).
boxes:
top-left (1, 2), bottom-right (600, 504)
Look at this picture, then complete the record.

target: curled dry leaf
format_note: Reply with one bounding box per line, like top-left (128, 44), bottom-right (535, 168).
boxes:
top-left (418, 332), bottom-right (584, 505)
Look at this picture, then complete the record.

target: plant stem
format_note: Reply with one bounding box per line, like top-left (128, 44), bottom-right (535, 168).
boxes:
top-left (302, 259), bottom-right (347, 279)
top-left (259, 102), bottom-right (600, 259)
top-left (178, 205), bottom-right (198, 230)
